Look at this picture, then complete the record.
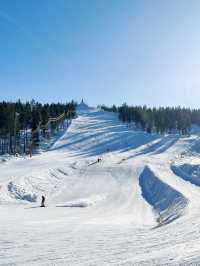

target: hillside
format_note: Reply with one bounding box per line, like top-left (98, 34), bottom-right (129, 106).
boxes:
top-left (1, 106), bottom-right (200, 265)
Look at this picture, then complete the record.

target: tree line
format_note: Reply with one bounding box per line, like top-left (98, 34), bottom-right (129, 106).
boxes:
top-left (100, 104), bottom-right (200, 135)
top-left (0, 100), bottom-right (77, 155)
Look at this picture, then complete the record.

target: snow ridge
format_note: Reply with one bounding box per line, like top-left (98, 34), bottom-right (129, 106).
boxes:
top-left (171, 163), bottom-right (200, 187)
top-left (139, 166), bottom-right (189, 224)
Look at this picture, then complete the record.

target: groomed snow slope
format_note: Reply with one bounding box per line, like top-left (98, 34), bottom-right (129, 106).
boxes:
top-left (1, 106), bottom-right (200, 265)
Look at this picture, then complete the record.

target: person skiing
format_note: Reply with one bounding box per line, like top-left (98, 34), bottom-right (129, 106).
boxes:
top-left (41, 195), bottom-right (46, 207)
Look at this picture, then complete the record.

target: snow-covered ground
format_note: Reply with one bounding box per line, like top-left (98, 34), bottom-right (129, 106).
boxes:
top-left (1, 105), bottom-right (200, 265)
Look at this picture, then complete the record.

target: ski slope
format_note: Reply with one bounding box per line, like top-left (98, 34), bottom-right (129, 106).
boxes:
top-left (1, 104), bottom-right (200, 265)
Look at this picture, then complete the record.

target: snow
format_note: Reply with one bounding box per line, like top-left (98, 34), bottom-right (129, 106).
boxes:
top-left (171, 163), bottom-right (200, 187)
top-left (139, 166), bottom-right (188, 225)
top-left (1, 106), bottom-right (200, 265)
top-left (7, 181), bottom-right (37, 202)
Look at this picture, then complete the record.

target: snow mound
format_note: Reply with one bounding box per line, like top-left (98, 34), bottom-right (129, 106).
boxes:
top-left (171, 163), bottom-right (200, 187)
top-left (0, 154), bottom-right (11, 163)
top-left (189, 141), bottom-right (200, 155)
top-left (57, 201), bottom-right (90, 208)
top-left (139, 166), bottom-right (188, 225)
top-left (57, 195), bottom-right (107, 208)
top-left (7, 181), bottom-right (37, 202)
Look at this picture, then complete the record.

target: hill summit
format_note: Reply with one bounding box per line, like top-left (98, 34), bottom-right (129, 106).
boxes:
top-left (77, 99), bottom-right (93, 113)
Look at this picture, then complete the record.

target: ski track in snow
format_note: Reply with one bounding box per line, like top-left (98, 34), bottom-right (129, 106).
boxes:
top-left (1, 105), bottom-right (200, 265)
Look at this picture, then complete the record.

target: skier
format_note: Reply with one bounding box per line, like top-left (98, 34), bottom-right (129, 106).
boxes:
top-left (41, 195), bottom-right (46, 207)
top-left (157, 213), bottom-right (163, 225)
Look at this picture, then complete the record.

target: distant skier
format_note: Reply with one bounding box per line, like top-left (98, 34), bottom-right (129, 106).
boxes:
top-left (97, 158), bottom-right (102, 163)
top-left (41, 195), bottom-right (46, 207)
top-left (157, 213), bottom-right (163, 225)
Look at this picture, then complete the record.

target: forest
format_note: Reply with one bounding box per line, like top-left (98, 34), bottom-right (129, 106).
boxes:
top-left (101, 104), bottom-right (200, 135)
top-left (0, 100), bottom-right (77, 155)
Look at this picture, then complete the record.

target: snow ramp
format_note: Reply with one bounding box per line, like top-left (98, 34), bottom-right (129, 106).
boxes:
top-left (139, 166), bottom-right (189, 225)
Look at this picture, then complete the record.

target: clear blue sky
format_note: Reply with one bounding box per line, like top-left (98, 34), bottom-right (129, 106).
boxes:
top-left (0, 0), bottom-right (200, 107)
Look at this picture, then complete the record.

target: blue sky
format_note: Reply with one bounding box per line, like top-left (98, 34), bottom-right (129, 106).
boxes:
top-left (0, 0), bottom-right (200, 107)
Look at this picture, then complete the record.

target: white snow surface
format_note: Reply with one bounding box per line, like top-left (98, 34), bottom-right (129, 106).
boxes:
top-left (1, 108), bottom-right (200, 265)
